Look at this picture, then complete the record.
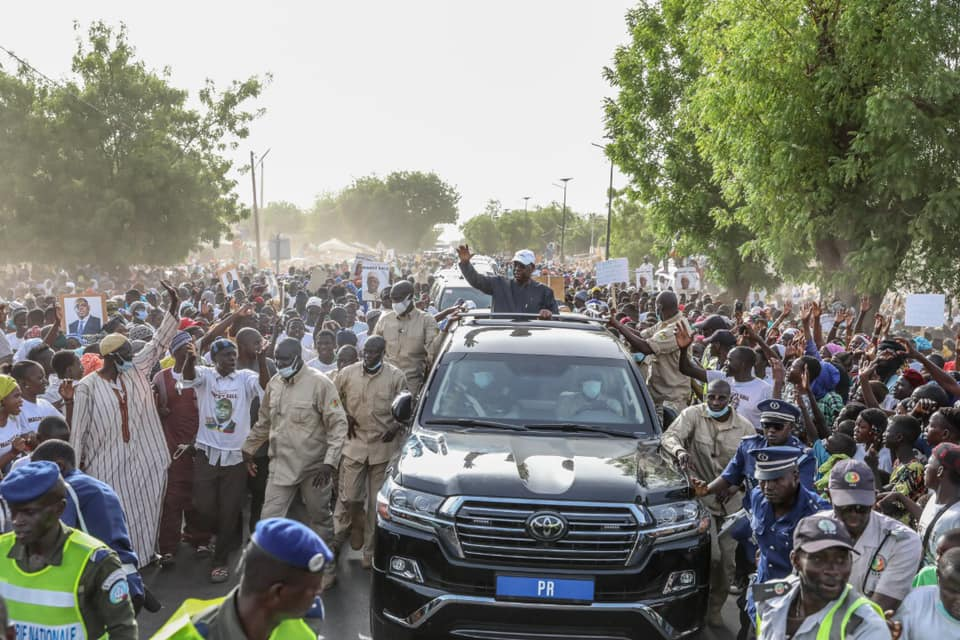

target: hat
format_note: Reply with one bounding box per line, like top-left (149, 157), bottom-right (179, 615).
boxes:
top-left (170, 331), bottom-right (193, 354)
top-left (693, 314), bottom-right (731, 333)
top-left (704, 330), bottom-right (737, 348)
top-left (252, 517), bottom-right (333, 573)
top-left (914, 336), bottom-right (933, 352)
top-left (750, 445), bottom-right (800, 480)
top-left (210, 338), bottom-right (236, 357)
top-left (0, 461), bottom-right (61, 504)
top-left (306, 297), bottom-right (323, 309)
top-left (129, 324), bottom-right (155, 342)
top-left (828, 459), bottom-right (875, 506)
top-left (574, 290), bottom-right (589, 302)
top-left (824, 342), bottom-right (845, 356)
top-left (100, 333), bottom-right (129, 356)
top-left (178, 318), bottom-right (199, 331)
top-left (900, 369), bottom-right (924, 389)
top-left (793, 515), bottom-right (857, 554)
top-left (512, 249), bottom-right (536, 266)
top-left (757, 399), bottom-right (801, 425)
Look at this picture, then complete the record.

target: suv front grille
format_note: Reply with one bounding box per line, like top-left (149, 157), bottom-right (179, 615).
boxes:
top-left (454, 499), bottom-right (639, 568)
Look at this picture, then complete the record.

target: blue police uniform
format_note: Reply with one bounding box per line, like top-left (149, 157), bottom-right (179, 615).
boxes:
top-left (744, 446), bottom-right (830, 624)
top-left (59, 467), bottom-right (144, 601)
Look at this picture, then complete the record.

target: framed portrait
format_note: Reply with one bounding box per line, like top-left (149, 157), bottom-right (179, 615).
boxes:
top-left (361, 262), bottom-right (390, 302)
top-left (217, 265), bottom-right (243, 295)
top-left (61, 294), bottom-right (107, 337)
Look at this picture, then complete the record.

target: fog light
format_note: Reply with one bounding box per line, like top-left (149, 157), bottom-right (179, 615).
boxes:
top-left (663, 570), bottom-right (696, 594)
top-left (389, 556), bottom-right (424, 583)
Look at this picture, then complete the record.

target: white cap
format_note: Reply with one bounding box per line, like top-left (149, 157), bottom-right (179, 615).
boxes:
top-left (306, 297), bottom-right (323, 309)
top-left (512, 249), bottom-right (536, 266)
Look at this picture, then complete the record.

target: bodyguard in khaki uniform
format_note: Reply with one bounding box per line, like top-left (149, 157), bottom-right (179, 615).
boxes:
top-left (372, 280), bottom-right (441, 395)
top-left (333, 336), bottom-right (408, 567)
top-left (242, 338), bottom-right (348, 589)
top-left (661, 379), bottom-right (756, 627)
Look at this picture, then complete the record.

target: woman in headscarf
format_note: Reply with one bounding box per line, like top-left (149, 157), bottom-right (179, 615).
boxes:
top-left (0, 374), bottom-right (28, 471)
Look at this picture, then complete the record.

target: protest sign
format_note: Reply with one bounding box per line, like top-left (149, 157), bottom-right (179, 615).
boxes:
top-left (361, 261), bottom-right (390, 302)
top-left (635, 264), bottom-right (654, 291)
top-left (596, 258), bottom-right (629, 286)
top-left (674, 267), bottom-right (699, 293)
top-left (905, 294), bottom-right (945, 327)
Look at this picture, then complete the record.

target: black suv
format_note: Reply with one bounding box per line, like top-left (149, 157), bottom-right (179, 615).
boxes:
top-left (370, 314), bottom-right (711, 640)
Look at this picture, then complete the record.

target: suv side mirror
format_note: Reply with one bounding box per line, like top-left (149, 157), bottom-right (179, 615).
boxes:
top-left (391, 391), bottom-right (415, 424)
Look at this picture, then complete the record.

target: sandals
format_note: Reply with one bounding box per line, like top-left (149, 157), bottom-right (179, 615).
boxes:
top-left (195, 544), bottom-right (213, 558)
top-left (210, 566), bottom-right (230, 583)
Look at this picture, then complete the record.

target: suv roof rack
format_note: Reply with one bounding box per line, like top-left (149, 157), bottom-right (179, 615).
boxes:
top-left (457, 311), bottom-right (607, 330)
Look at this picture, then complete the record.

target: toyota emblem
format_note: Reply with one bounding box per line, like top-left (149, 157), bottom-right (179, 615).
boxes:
top-left (526, 512), bottom-right (567, 542)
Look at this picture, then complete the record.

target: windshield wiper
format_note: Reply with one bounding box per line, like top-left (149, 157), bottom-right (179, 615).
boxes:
top-left (524, 423), bottom-right (638, 438)
top-left (424, 418), bottom-right (528, 431)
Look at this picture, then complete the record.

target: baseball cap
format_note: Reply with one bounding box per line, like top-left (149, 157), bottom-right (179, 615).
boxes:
top-left (512, 249), bottom-right (536, 266)
top-left (793, 515), bottom-right (858, 554)
top-left (828, 459), bottom-right (875, 507)
top-left (693, 314), bottom-right (731, 333)
top-left (704, 330), bottom-right (737, 348)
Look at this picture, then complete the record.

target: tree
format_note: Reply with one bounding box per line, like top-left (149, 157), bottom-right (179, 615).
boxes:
top-left (459, 202), bottom-right (601, 258)
top-left (607, 196), bottom-right (656, 268)
top-left (0, 22), bottom-right (267, 267)
top-left (688, 0), bottom-right (960, 297)
top-left (329, 171), bottom-right (459, 251)
top-left (603, 0), bottom-right (777, 300)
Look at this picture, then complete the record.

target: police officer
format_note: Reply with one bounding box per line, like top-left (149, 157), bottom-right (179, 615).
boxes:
top-left (753, 514), bottom-right (891, 639)
top-left (0, 461), bottom-right (138, 639)
top-left (745, 446), bottom-right (829, 623)
top-left (828, 459), bottom-right (922, 613)
top-left (152, 517), bottom-right (333, 639)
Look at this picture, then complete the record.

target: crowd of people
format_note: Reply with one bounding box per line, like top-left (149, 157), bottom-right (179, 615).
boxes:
top-left (0, 248), bottom-right (958, 638)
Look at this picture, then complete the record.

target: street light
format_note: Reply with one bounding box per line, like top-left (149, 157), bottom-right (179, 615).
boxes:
top-left (255, 148), bottom-right (271, 209)
top-left (554, 178), bottom-right (573, 262)
top-left (522, 196), bottom-right (531, 212)
top-left (592, 142), bottom-right (614, 260)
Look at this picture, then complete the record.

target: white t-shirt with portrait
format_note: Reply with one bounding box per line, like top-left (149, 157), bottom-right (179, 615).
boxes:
top-left (0, 417), bottom-right (22, 459)
top-left (706, 370), bottom-right (773, 429)
top-left (16, 397), bottom-right (64, 434)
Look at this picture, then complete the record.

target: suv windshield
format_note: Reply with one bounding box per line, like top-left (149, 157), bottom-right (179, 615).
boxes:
top-left (439, 286), bottom-right (492, 310)
top-left (423, 352), bottom-right (653, 436)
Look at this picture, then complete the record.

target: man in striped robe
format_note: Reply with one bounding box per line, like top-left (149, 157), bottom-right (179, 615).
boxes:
top-left (70, 282), bottom-right (179, 567)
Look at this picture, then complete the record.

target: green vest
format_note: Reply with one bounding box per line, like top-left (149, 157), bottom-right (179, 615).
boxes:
top-left (0, 527), bottom-right (106, 640)
top-left (151, 597), bottom-right (317, 640)
top-left (756, 580), bottom-right (884, 640)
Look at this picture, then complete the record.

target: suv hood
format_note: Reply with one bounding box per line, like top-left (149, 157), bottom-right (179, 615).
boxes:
top-left (396, 429), bottom-right (684, 502)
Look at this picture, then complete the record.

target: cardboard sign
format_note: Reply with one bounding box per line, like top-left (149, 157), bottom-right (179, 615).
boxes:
top-left (534, 275), bottom-right (566, 302)
top-left (905, 294), bottom-right (945, 327)
top-left (361, 261), bottom-right (390, 302)
top-left (596, 258), bottom-right (629, 286)
top-left (674, 266), bottom-right (699, 293)
top-left (635, 264), bottom-right (654, 292)
top-left (307, 267), bottom-right (329, 292)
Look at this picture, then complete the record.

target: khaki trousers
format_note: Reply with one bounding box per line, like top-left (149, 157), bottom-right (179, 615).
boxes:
top-left (334, 456), bottom-right (388, 557)
top-left (261, 474), bottom-right (336, 572)
top-left (709, 513), bottom-right (737, 616)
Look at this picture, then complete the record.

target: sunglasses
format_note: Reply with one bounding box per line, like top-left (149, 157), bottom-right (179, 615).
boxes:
top-left (835, 504), bottom-right (871, 515)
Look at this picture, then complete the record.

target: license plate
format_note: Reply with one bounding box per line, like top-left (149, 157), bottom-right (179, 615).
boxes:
top-left (495, 575), bottom-right (594, 601)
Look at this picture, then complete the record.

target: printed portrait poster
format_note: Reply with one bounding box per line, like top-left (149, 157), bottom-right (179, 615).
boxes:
top-left (217, 266), bottom-right (243, 294)
top-left (361, 262), bottom-right (390, 302)
top-left (635, 264), bottom-right (654, 292)
top-left (674, 266), bottom-right (700, 293)
top-left (61, 294), bottom-right (107, 337)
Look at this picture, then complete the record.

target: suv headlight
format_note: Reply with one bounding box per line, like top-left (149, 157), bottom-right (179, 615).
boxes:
top-left (646, 501), bottom-right (709, 538)
top-left (376, 475), bottom-right (448, 531)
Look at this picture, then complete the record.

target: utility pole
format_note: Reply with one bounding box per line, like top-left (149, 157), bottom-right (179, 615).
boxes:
top-left (592, 142), bottom-right (615, 259)
top-left (256, 148), bottom-right (271, 210)
top-left (274, 233), bottom-right (282, 274)
top-left (522, 196), bottom-right (531, 212)
top-left (557, 178), bottom-right (572, 262)
top-left (249, 151), bottom-right (261, 268)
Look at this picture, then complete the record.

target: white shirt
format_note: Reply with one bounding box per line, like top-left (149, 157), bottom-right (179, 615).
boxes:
top-left (756, 577), bottom-right (890, 640)
top-left (307, 357), bottom-right (337, 374)
top-left (855, 443), bottom-right (893, 474)
top-left (178, 366), bottom-right (263, 465)
top-left (918, 497), bottom-right (960, 565)
top-left (706, 370), bottom-right (773, 429)
top-left (0, 333), bottom-right (12, 360)
top-left (41, 374), bottom-right (63, 407)
top-left (896, 586), bottom-right (960, 639)
top-left (846, 511), bottom-right (922, 603)
top-left (16, 397), bottom-right (64, 434)
top-left (0, 416), bottom-right (23, 460)
top-left (4, 333), bottom-right (23, 353)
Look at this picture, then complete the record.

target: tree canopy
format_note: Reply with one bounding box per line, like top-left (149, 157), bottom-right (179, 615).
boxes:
top-left (0, 22), bottom-right (267, 267)
top-left (606, 0), bottom-right (960, 297)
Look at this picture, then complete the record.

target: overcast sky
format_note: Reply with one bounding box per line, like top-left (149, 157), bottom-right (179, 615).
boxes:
top-left (4, 1), bottom-right (635, 232)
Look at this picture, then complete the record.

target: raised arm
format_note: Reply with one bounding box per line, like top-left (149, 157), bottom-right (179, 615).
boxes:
top-left (674, 324), bottom-right (707, 384)
top-left (456, 245), bottom-right (495, 295)
top-left (896, 337), bottom-right (960, 398)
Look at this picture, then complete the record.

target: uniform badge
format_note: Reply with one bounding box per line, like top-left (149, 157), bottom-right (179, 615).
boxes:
top-left (109, 579), bottom-right (130, 605)
top-left (844, 471), bottom-right (861, 484)
top-left (769, 401), bottom-right (780, 410)
top-left (871, 555), bottom-right (886, 572)
top-left (757, 453), bottom-right (769, 461)
top-left (773, 582), bottom-right (787, 595)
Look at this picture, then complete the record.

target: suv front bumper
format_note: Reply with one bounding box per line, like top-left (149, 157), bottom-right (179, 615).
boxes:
top-left (370, 521), bottom-right (710, 640)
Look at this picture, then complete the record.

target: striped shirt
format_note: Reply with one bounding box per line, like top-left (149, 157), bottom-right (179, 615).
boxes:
top-left (70, 311), bottom-right (177, 567)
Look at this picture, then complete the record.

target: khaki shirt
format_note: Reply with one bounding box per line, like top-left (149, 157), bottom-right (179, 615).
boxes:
top-left (846, 511), bottom-right (922, 603)
top-left (6, 523), bottom-right (137, 640)
top-left (335, 361), bottom-right (409, 465)
top-left (661, 404), bottom-right (755, 515)
top-left (243, 365), bottom-right (348, 486)
top-left (640, 312), bottom-right (691, 409)
top-left (372, 308), bottom-right (442, 394)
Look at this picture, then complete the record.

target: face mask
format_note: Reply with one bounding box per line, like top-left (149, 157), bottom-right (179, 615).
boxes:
top-left (279, 356), bottom-right (300, 379)
top-left (473, 371), bottom-right (493, 388)
top-left (363, 359), bottom-right (383, 374)
top-left (136, 310), bottom-right (147, 321)
top-left (706, 406), bottom-right (730, 419)
top-left (582, 380), bottom-right (602, 399)
top-left (115, 356), bottom-right (134, 373)
top-left (393, 298), bottom-right (412, 315)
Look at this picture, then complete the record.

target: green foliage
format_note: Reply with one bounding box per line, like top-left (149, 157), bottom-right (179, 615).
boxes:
top-left (687, 0), bottom-right (960, 296)
top-left (460, 201), bottom-right (604, 259)
top-left (0, 22), bottom-right (267, 266)
top-left (604, 0), bottom-right (777, 299)
top-left (308, 171), bottom-right (460, 252)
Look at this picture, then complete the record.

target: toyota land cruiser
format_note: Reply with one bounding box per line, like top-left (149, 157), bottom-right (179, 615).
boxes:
top-left (370, 313), bottom-right (711, 639)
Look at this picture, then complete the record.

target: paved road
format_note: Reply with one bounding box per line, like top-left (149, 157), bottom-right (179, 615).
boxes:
top-left (138, 542), bottom-right (742, 639)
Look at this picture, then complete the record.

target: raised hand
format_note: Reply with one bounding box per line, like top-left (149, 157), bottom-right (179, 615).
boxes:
top-left (456, 244), bottom-right (473, 263)
top-left (59, 379), bottom-right (75, 403)
top-left (860, 295), bottom-right (871, 313)
top-left (771, 358), bottom-right (786, 383)
top-left (800, 301), bottom-right (813, 323)
top-left (811, 300), bottom-right (822, 319)
top-left (674, 323), bottom-right (693, 350)
top-left (160, 280), bottom-right (180, 316)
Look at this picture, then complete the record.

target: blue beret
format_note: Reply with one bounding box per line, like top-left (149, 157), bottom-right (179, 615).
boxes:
top-left (0, 461), bottom-right (61, 504)
top-left (252, 518), bottom-right (333, 573)
top-left (757, 399), bottom-right (801, 425)
top-left (750, 446), bottom-right (801, 480)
